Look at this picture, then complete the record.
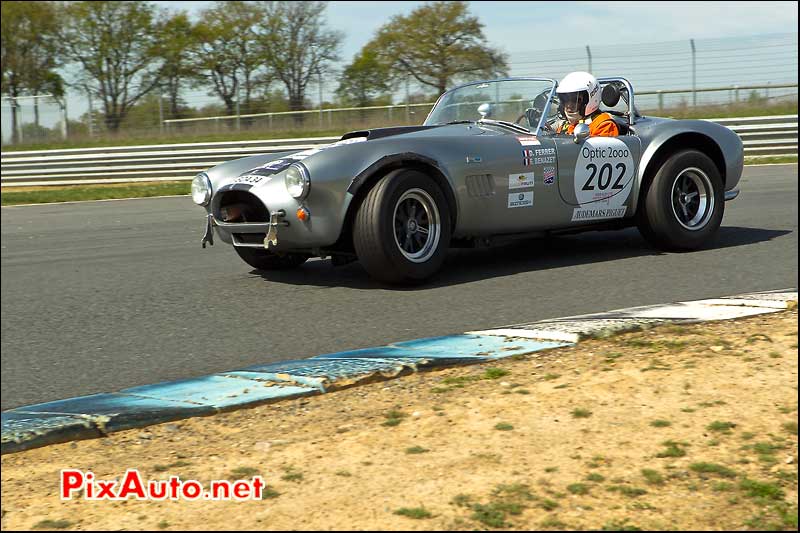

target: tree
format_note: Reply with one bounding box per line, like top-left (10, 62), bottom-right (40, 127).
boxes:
top-left (155, 11), bottom-right (197, 119)
top-left (368, 1), bottom-right (508, 95)
top-left (336, 49), bottom-right (391, 109)
top-left (1, 1), bottom-right (63, 143)
top-left (59, 1), bottom-right (167, 132)
top-left (257, 1), bottom-right (343, 112)
top-left (192, 1), bottom-right (265, 116)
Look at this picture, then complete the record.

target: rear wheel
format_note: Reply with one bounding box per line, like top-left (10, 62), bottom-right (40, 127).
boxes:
top-left (235, 247), bottom-right (309, 270)
top-left (353, 168), bottom-right (451, 284)
top-left (637, 150), bottom-right (724, 250)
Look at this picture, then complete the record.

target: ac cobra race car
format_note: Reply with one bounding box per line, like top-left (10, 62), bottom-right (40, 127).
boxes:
top-left (191, 77), bottom-right (743, 283)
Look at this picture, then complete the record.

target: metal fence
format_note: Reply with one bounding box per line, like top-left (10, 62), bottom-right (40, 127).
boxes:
top-left (160, 84), bottom-right (799, 136)
top-left (2, 115), bottom-right (796, 188)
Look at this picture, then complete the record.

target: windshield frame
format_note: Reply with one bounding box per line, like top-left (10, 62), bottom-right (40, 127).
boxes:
top-left (423, 77), bottom-right (558, 136)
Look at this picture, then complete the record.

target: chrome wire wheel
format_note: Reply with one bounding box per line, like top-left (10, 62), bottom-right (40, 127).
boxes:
top-left (392, 188), bottom-right (441, 263)
top-left (670, 167), bottom-right (715, 231)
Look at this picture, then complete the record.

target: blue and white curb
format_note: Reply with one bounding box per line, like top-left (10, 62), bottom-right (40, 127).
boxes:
top-left (2, 289), bottom-right (795, 455)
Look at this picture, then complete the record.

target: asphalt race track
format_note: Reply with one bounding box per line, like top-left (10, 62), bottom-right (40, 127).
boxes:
top-left (1, 164), bottom-right (797, 409)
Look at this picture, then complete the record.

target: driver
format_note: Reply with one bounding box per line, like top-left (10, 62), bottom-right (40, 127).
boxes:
top-left (554, 72), bottom-right (618, 137)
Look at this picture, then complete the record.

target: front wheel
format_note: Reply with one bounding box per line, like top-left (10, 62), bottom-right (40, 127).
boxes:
top-left (235, 247), bottom-right (309, 270)
top-left (353, 169), bottom-right (452, 284)
top-left (637, 150), bottom-right (725, 251)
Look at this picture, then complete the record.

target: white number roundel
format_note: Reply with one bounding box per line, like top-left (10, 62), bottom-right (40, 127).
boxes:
top-left (573, 137), bottom-right (635, 207)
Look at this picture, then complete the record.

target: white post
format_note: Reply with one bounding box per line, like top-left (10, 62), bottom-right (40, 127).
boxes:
top-left (318, 68), bottom-right (323, 129)
top-left (158, 88), bottom-right (164, 134)
top-left (235, 84), bottom-right (241, 132)
top-left (586, 45), bottom-right (592, 73)
top-left (87, 89), bottom-right (94, 137)
top-left (690, 39), bottom-right (696, 107)
top-left (61, 98), bottom-right (68, 140)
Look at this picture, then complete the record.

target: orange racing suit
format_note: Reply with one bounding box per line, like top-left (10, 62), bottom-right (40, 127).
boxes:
top-left (558, 112), bottom-right (619, 137)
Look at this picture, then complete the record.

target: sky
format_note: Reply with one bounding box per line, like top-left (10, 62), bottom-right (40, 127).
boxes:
top-left (157, 1), bottom-right (799, 62)
top-left (2, 0), bottom-right (798, 139)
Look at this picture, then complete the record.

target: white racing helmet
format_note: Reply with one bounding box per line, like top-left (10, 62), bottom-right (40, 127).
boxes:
top-left (556, 71), bottom-right (601, 122)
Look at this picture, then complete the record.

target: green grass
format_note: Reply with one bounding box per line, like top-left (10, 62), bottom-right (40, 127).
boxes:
top-left (382, 409), bottom-right (407, 427)
top-left (482, 368), bottom-right (510, 380)
top-left (540, 516), bottom-right (569, 529)
top-left (656, 440), bottom-right (688, 458)
top-left (712, 481), bottom-right (735, 492)
top-left (571, 408), bottom-right (593, 419)
top-left (470, 503), bottom-right (516, 528)
top-left (281, 466), bottom-right (304, 482)
top-left (706, 421), bottom-right (737, 433)
top-left (739, 478), bottom-right (785, 501)
top-left (782, 421), bottom-right (798, 435)
top-left (261, 487), bottom-right (281, 499)
top-left (586, 473), bottom-right (606, 483)
top-left (33, 520), bottom-right (72, 529)
top-left (1, 181), bottom-right (190, 206)
top-left (602, 519), bottom-right (643, 531)
top-left (494, 422), bottom-right (514, 431)
top-left (405, 446), bottom-right (430, 454)
top-left (650, 419), bottom-right (671, 428)
top-left (606, 485), bottom-right (648, 497)
top-left (394, 507), bottom-right (433, 519)
top-left (745, 155), bottom-right (798, 165)
top-left (540, 499), bottom-right (560, 511)
top-left (566, 483), bottom-right (590, 495)
top-left (689, 462), bottom-right (737, 478)
top-left (229, 466), bottom-right (260, 479)
top-left (641, 468), bottom-right (665, 485)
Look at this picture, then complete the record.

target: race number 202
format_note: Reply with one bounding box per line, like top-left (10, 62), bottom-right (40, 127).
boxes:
top-left (572, 138), bottom-right (635, 222)
top-left (581, 162), bottom-right (626, 192)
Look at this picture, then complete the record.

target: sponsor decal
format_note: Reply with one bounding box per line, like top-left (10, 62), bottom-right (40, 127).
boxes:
top-left (572, 206), bottom-right (628, 221)
top-left (543, 166), bottom-right (556, 185)
top-left (508, 191), bottom-right (533, 208)
top-left (572, 137), bottom-right (634, 220)
top-left (466, 155), bottom-right (483, 163)
top-left (516, 135), bottom-right (541, 146)
top-left (508, 171), bottom-right (535, 190)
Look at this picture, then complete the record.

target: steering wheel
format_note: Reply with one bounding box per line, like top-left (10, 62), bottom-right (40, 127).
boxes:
top-left (514, 89), bottom-right (554, 129)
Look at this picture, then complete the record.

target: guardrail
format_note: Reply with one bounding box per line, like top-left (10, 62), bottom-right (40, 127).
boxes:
top-left (1, 115), bottom-right (796, 187)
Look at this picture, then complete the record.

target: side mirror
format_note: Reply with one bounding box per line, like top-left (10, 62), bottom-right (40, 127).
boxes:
top-left (573, 123), bottom-right (590, 143)
top-left (477, 102), bottom-right (492, 119)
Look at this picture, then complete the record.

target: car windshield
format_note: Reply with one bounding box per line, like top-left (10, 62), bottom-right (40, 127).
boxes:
top-left (424, 79), bottom-right (556, 132)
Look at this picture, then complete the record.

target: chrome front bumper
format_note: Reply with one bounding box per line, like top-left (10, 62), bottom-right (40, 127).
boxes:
top-left (201, 210), bottom-right (289, 249)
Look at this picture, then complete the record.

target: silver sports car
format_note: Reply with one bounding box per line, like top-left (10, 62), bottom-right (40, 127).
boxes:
top-left (192, 77), bottom-right (743, 283)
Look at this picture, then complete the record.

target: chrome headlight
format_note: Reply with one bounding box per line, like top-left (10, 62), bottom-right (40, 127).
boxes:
top-left (284, 163), bottom-right (310, 199)
top-left (191, 172), bottom-right (212, 206)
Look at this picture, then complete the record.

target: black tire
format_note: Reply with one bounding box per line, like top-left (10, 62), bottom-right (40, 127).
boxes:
top-left (353, 168), bottom-right (452, 284)
top-left (636, 149), bottom-right (724, 251)
top-left (235, 247), bottom-right (309, 270)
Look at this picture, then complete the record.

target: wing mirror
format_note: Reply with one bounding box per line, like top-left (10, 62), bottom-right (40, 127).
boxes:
top-left (573, 123), bottom-right (590, 143)
top-left (477, 103), bottom-right (493, 119)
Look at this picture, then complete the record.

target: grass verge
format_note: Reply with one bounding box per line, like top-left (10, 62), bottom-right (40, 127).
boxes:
top-left (1, 181), bottom-right (190, 206)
